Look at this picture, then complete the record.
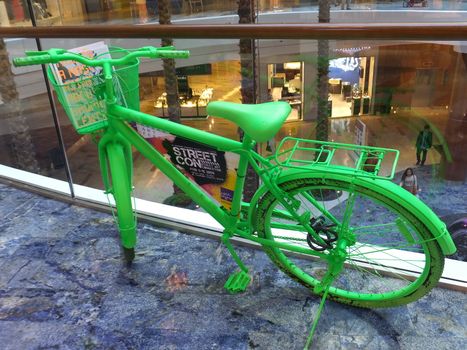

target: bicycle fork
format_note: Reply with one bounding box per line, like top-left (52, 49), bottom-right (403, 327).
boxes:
top-left (98, 134), bottom-right (137, 260)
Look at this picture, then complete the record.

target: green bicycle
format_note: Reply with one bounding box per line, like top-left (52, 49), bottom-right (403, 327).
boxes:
top-left (13, 46), bottom-right (456, 315)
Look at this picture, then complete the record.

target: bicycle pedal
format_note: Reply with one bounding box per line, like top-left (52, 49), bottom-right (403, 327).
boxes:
top-left (224, 271), bottom-right (251, 294)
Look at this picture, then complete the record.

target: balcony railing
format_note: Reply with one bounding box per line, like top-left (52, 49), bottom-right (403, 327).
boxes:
top-left (1, 22), bottom-right (466, 290)
top-left (1, 23), bottom-right (466, 40)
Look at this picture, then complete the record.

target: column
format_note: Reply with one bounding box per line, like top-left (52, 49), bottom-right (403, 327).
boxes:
top-left (444, 52), bottom-right (467, 181)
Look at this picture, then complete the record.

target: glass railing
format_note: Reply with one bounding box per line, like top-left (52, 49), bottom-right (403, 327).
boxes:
top-left (0, 24), bottom-right (466, 262)
top-left (1, 1), bottom-right (466, 27)
top-left (0, 37), bottom-right (69, 183)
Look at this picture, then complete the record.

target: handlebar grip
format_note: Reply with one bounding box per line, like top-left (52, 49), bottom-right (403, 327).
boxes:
top-left (25, 50), bottom-right (52, 56)
top-left (157, 50), bottom-right (190, 59)
top-left (13, 55), bottom-right (52, 67)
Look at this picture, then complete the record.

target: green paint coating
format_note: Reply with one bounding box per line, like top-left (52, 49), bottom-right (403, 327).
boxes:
top-left (13, 47), bottom-right (457, 341)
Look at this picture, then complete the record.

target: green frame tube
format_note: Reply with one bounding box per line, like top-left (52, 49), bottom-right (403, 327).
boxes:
top-left (109, 105), bottom-right (253, 231)
top-left (106, 105), bottom-right (334, 260)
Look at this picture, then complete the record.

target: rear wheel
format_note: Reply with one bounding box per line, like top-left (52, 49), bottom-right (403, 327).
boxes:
top-left (255, 177), bottom-right (444, 308)
top-left (106, 143), bottom-right (137, 265)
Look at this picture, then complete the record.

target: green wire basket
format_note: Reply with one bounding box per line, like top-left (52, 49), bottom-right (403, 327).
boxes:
top-left (47, 47), bottom-right (140, 135)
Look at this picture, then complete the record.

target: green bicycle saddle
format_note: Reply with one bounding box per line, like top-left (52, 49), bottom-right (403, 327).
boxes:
top-left (206, 101), bottom-right (291, 143)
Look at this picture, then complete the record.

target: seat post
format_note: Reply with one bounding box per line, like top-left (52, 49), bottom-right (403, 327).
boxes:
top-left (229, 134), bottom-right (254, 217)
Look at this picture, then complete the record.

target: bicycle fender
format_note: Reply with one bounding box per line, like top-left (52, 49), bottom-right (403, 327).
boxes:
top-left (249, 166), bottom-right (456, 256)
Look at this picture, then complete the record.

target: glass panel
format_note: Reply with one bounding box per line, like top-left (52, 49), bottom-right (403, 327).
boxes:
top-left (0, 37), bottom-right (69, 184)
top-left (11, 0), bottom-right (239, 26)
top-left (3, 35), bottom-right (465, 261)
top-left (260, 1), bottom-right (467, 20)
top-left (3, 1), bottom-right (466, 27)
top-left (258, 38), bottom-right (467, 261)
top-left (39, 38), bottom-right (248, 207)
top-left (0, 0), bottom-right (34, 27)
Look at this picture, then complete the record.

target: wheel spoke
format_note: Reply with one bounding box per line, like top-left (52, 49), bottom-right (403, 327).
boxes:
top-left (348, 242), bottom-right (424, 257)
top-left (256, 177), bottom-right (442, 307)
top-left (301, 190), bottom-right (341, 226)
top-left (348, 247), bottom-right (413, 283)
top-left (357, 247), bottom-right (427, 272)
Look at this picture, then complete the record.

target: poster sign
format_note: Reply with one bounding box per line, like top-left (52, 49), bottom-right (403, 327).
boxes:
top-left (351, 119), bottom-right (367, 162)
top-left (138, 128), bottom-right (237, 209)
top-left (354, 119), bottom-right (367, 147)
top-left (163, 137), bottom-right (227, 185)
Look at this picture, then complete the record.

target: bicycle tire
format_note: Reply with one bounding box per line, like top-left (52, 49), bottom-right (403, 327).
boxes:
top-left (255, 176), bottom-right (444, 308)
top-left (106, 143), bottom-right (137, 265)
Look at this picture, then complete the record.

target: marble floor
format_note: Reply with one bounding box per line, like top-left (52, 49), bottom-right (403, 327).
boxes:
top-left (330, 93), bottom-right (352, 118)
top-left (0, 182), bottom-right (466, 349)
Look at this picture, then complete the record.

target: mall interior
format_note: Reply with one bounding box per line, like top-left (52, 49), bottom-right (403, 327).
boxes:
top-left (0, 1), bottom-right (466, 349)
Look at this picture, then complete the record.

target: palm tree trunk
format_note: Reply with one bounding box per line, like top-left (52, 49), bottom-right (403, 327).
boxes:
top-left (238, 0), bottom-right (256, 105)
top-left (157, 0), bottom-right (186, 198)
top-left (158, 0), bottom-right (181, 124)
top-left (316, 0), bottom-right (331, 142)
top-left (0, 38), bottom-right (40, 173)
top-left (238, 0), bottom-right (258, 203)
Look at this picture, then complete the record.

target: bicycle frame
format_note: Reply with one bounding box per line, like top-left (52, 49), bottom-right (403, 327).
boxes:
top-left (95, 58), bottom-right (455, 266)
top-left (103, 103), bottom-right (330, 261)
top-left (82, 57), bottom-right (330, 262)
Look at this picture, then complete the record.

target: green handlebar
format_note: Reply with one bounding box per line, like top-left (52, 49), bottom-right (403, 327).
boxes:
top-left (13, 54), bottom-right (53, 66)
top-left (13, 46), bottom-right (190, 68)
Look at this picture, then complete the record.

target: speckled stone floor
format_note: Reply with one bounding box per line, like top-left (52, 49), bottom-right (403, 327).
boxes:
top-left (0, 182), bottom-right (466, 350)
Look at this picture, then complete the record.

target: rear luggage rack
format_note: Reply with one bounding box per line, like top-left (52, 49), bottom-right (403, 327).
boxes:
top-left (273, 137), bottom-right (400, 180)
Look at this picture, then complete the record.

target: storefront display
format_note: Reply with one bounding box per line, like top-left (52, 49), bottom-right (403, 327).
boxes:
top-left (0, 1), bottom-right (9, 26)
top-left (34, 0), bottom-right (62, 25)
top-left (2, 0), bottom-right (63, 25)
top-left (154, 87), bottom-right (214, 119)
top-left (267, 62), bottom-right (303, 121)
top-left (362, 95), bottom-right (370, 114)
top-left (328, 56), bottom-right (375, 118)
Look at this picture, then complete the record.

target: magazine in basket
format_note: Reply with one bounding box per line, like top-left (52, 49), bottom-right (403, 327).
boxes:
top-left (49, 41), bottom-right (112, 131)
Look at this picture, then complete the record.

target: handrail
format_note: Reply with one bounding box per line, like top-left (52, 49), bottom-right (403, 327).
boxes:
top-left (0, 23), bottom-right (466, 40)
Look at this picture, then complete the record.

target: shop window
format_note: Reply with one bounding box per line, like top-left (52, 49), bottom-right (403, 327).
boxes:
top-left (328, 56), bottom-right (374, 118)
top-left (268, 62), bottom-right (303, 121)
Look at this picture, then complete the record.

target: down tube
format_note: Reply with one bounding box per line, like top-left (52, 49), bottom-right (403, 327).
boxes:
top-left (110, 119), bottom-right (233, 227)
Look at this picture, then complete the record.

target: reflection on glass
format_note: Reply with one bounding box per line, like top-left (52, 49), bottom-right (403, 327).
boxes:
top-left (0, 38), bottom-right (67, 181)
top-left (4, 35), bottom-right (466, 260)
top-left (268, 62), bottom-right (303, 120)
top-left (37, 39), bottom-right (245, 201)
top-left (2, 1), bottom-right (466, 27)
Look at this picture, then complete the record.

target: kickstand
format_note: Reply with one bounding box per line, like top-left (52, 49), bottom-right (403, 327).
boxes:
top-left (221, 232), bottom-right (251, 293)
top-left (303, 284), bottom-right (331, 350)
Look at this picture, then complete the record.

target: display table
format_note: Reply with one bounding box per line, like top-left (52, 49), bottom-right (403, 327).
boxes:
top-left (341, 82), bottom-right (351, 100)
top-left (329, 78), bottom-right (342, 94)
top-left (154, 88), bottom-right (212, 119)
top-left (279, 95), bottom-right (302, 120)
top-left (154, 100), bottom-right (208, 119)
top-left (351, 97), bottom-right (361, 116)
top-left (362, 96), bottom-right (370, 114)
